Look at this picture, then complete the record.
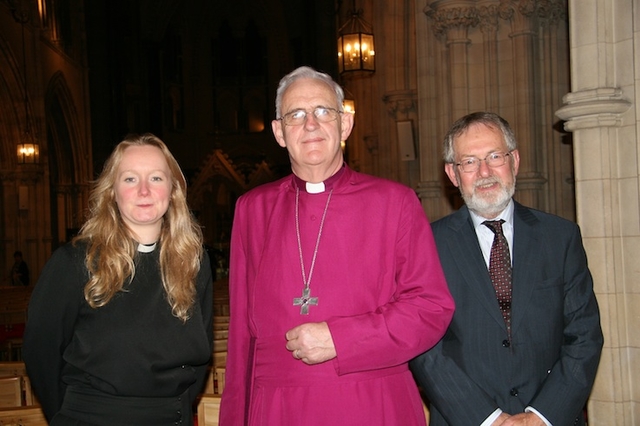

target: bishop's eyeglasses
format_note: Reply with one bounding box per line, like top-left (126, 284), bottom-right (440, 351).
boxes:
top-left (455, 151), bottom-right (512, 173)
top-left (278, 107), bottom-right (342, 126)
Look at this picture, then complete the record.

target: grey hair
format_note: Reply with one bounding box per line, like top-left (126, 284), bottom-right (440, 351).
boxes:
top-left (443, 112), bottom-right (517, 163)
top-left (274, 66), bottom-right (345, 118)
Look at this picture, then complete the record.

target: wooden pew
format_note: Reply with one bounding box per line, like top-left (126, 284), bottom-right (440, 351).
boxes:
top-left (0, 286), bottom-right (31, 362)
top-left (0, 405), bottom-right (47, 426)
top-left (211, 352), bottom-right (226, 371)
top-left (0, 363), bottom-right (38, 407)
top-left (0, 377), bottom-right (21, 408)
top-left (21, 375), bottom-right (38, 406)
top-left (202, 366), bottom-right (215, 395)
top-left (214, 366), bottom-right (225, 394)
top-left (0, 287), bottom-right (32, 318)
top-left (0, 363), bottom-right (26, 378)
top-left (196, 394), bottom-right (221, 426)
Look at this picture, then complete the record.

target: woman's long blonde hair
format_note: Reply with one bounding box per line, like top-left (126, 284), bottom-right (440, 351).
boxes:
top-left (74, 133), bottom-right (204, 322)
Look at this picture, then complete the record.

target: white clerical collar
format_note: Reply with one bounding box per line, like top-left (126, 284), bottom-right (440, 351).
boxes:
top-left (306, 181), bottom-right (326, 194)
top-left (137, 242), bottom-right (157, 253)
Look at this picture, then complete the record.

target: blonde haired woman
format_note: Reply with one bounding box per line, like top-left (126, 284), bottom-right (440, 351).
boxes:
top-left (24, 134), bottom-right (213, 426)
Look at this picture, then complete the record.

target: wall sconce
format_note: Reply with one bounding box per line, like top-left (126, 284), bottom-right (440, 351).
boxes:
top-left (337, 4), bottom-right (375, 74)
top-left (17, 143), bottom-right (40, 164)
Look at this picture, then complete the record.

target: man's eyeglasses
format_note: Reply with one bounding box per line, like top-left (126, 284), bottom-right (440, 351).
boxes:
top-left (455, 152), bottom-right (512, 173)
top-left (278, 107), bottom-right (342, 126)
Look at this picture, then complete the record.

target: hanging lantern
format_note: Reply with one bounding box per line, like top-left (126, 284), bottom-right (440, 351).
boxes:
top-left (337, 9), bottom-right (375, 74)
top-left (17, 143), bottom-right (40, 164)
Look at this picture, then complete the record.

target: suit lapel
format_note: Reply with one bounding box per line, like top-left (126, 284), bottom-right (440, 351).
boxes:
top-left (509, 202), bottom-right (541, 336)
top-left (445, 207), bottom-right (507, 330)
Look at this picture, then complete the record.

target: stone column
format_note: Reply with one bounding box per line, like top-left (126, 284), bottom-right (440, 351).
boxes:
top-left (476, 2), bottom-right (499, 111)
top-left (499, 0), bottom-right (547, 209)
top-left (426, 0), bottom-right (478, 118)
top-left (556, 0), bottom-right (638, 424)
top-left (419, 0), bottom-right (478, 215)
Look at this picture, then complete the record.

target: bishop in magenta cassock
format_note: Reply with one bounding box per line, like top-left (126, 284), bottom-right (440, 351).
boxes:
top-left (219, 66), bottom-right (455, 426)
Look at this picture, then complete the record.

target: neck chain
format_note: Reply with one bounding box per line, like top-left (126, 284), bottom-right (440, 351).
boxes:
top-left (293, 186), bottom-right (333, 314)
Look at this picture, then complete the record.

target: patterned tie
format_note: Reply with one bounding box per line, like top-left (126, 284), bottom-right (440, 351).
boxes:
top-left (484, 220), bottom-right (512, 335)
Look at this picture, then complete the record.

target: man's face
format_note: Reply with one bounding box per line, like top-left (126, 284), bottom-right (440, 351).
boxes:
top-left (444, 123), bottom-right (520, 218)
top-left (271, 78), bottom-right (353, 175)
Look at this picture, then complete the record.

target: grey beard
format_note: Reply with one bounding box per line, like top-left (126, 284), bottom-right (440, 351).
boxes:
top-left (462, 177), bottom-right (515, 218)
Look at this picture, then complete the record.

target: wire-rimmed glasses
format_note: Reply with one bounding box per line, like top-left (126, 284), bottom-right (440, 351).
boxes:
top-left (278, 107), bottom-right (342, 126)
top-left (455, 152), bottom-right (512, 173)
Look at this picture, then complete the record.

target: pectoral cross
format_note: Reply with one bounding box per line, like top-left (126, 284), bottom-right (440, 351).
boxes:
top-left (293, 287), bottom-right (318, 315)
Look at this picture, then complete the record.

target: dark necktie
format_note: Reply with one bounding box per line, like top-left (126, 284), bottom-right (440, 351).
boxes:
top-left (483, 220), bottom-right (512, 335)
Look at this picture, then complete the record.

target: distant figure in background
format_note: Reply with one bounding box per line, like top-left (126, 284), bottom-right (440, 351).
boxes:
top-left (10, 250), bottom-right (29, 286)
top-left (23, 134), bottom-right (213, 426)
top-left (219, 66), bottom-right (455, 425)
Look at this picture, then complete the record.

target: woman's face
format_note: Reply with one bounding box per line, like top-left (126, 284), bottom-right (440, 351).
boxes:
top-left (114, 144), bottom-right (172, 242)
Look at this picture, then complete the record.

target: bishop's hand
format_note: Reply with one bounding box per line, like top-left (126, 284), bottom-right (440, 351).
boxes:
top-left (285, 321), bottom-right (337, 365)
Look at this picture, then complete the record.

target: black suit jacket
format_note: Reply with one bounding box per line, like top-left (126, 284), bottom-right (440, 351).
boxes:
top-left (411, 202), bottom-right (603, 426)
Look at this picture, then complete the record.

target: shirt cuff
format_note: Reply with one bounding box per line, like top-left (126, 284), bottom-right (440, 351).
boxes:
top-left (481, 408), bottom-right (503, 426)
top-left (525, 406), bottom-right (552, 426)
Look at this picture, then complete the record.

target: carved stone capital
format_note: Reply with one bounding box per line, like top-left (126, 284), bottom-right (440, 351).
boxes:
top-left (0, 170), bottom-right (17, 183)
top-left (477, 3), bottom-right (500, 33)
top-left (54, 183), bottom-right (88, 195)
top-left (537, 0), bottom-right (566, 24)
top-left (513, 0), bottom-right (538, 17)
top-left (499, 0), bottom-right (566, 23)
top-left (15, 167), bottom-right (43, 184)
top-left (382, 90), bottom-right (417, 119)
top-left (424, 2), bottom-right (479, 38)
top-left (426, 1), bottom-right (566, 37)
top-left (364, 134), bottom-right (379, 154)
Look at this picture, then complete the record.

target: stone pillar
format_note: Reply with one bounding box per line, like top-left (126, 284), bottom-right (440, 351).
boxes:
top-left (556, 0), bottom-right (638, 424)
top-left (419, 0), bottom-right (479, 216)
top-left (500, 0), bottom-right (546, 209)
top-left (419, 0), bottom-right (566, 219)
top-left (477, 1), bottom-right (500, 111)
top-left (426, 0), bottom-right (477, 118)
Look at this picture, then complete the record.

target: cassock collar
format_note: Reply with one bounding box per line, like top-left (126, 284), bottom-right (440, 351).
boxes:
top-left (137, 242), bottom-right (157, 253)
top-left (292, 163), bottom-right (346, 193)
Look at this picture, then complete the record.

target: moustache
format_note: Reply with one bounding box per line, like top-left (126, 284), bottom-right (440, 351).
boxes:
top-left (473, 177), bottom-right (502, 190)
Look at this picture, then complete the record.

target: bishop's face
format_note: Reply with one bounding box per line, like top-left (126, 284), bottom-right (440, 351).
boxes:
top-left (271, 78), bottom-right (353, 180)
top-left (444, 123), bottom-right (520, 219)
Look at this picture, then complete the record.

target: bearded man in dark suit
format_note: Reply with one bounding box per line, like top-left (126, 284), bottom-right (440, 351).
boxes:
top-left (411, 112), bottom-right (603, 426)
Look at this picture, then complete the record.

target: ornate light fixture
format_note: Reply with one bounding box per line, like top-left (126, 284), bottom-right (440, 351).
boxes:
top-left (337, 4), bottom-right (375, 75)
top-left (17, 143), bottom-right (40, 163)
top-left (13, 3), bottom-right (39, 164)
top-left (343, 98), bottom-right (355, 114)
top-left (340, 93), bottom-right (355, 154)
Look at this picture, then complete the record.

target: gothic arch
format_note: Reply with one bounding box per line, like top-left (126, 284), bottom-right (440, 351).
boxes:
top-left (45, 71), bottom-right (91, 244)
top-left (0, 29), bottom-right (38, 277)
top-left (189, 149), bottom-right (275, 247)
top-left (45, 71), bottom-right (89, 183)
top-left (0, 32), bottom-right (31, 169)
